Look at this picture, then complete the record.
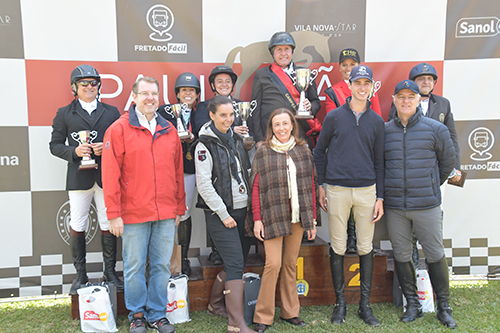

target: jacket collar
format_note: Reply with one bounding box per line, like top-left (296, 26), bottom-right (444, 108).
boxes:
top-left (394, 106), bottom-right (423, 128)
top-left (344, 96), bottom-right (373, 112)
top-left (199, 120), bottom-right (238, 142)
top-left (128, 104), bottom-right (173, 136)
top-left (71, 99), bottom-right (106, 127)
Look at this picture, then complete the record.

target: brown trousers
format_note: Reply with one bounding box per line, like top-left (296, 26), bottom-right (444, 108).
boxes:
top-left (253, 222), bottom-right (304, 325)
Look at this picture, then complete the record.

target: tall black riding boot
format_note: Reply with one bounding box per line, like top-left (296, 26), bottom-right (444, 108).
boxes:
top-left (394, 260), bottom-right (422, 323)
top-left (101, 233), bottom-right (124, 290)
top-left (329, 247), bottom-right (346, 324)
top-left (427, 256), bottom-right (457, 329)
top-left (70, 231), bottom-right (88, 294)
top-left (346, 213), bottom-right (357, 253)
top-left (358, 250), bottom-right (380, 326)
top-left (178, 217), bottom-right (192, 276)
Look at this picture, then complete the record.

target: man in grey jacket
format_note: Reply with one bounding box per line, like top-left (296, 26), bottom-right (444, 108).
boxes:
top-left (385, 79), bottom-right (456, 329)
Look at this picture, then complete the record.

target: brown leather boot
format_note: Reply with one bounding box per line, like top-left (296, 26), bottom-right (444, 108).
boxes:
top-left (207, 271), bottom-right (228, 318)
top-left (224, 279), bottom-right (256, 333)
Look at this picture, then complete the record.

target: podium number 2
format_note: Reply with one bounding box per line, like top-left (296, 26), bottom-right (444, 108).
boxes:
top-left (348, 263), bottom-right (360, 287)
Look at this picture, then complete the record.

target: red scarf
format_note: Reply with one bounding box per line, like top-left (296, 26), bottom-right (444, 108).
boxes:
top-left (270, 62), bottom-right (300, 104)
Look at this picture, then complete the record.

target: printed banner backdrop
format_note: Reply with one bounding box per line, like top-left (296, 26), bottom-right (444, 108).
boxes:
top-left (1, 0), bottom-right (500, 298)
top-left (445, 0), bottom-right (500, 60)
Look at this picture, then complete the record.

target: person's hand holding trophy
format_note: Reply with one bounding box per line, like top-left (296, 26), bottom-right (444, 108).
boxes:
top-left (165, 103), bottom-right (191, 140)
top-left (72, 130), bottom-right (98, 170)
top-left (294, 68), bottom-right (318, 119)
top-left (237, 101), bottom-right (256, 149)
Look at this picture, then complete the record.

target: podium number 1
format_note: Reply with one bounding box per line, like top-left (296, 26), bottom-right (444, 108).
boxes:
top-left (296, 257), bottom-right (303, 279)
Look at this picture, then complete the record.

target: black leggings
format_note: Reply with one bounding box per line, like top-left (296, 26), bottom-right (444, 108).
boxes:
top-left (205, 207), bottom-right (251, 281)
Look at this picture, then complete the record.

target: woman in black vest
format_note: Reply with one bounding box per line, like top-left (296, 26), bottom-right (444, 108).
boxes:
top-left (193, 95), bottom-right (255, 333)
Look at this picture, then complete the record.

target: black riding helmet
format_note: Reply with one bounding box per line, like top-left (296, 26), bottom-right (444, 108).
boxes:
top-left (409, 63), bottom-right (438, 96)
top-left (268, 31), bottom-right (296, 55)
top-left (175, 72), bottom-right (201, 95)
top-left (70, 65), bottom-right (100, 97)
top-left (208, 65), bottom-right (237, 95)
top-left (409, 63), bottom-right (438, 81)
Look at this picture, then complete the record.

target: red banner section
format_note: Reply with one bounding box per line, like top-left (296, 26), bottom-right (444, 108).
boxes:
top-left (26, 60), bottom-right (442, 126)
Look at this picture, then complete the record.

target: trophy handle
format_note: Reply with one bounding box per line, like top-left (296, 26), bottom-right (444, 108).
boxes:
top-left (310, 69), bottom-right (319, 83)
top-left (164, 105), bottom-right (174, 117)
top-left (71, 132), bottom-right (80, 143)
top-left (89, 131), bottom-right (98, 144)
top-left (249, 100), bottom-right (257, 116)
top-left (232, 100), bottom-right (240, 117)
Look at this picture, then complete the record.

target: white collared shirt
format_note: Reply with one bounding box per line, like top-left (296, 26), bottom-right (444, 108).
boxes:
top-left (79, 99), bottom-right (97, 115)
top-left (282, 62), bottom-right (295, 78)
top-left (135, 109), bottom-right (158, 135)
top-left (420, 98), bottom-right (430, 116)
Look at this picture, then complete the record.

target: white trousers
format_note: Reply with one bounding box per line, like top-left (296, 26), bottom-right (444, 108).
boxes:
top-left (68, 182), bottom-right (109, 232)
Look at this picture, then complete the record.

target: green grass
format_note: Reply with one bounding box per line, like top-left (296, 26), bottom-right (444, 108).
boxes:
top-left (1, 280), bottom-right (499, 332)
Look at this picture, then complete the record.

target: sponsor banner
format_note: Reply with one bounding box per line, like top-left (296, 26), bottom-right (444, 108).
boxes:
top-left (456, 120), bottom-right (500, 179)
top-left (116, 0), bottom-right (202, 62)
top-left (26, 58), bottom-right (444, 126)
top-left (286, 0), bottom-right (366, 63)
top-left (445, 0), bottom-right (500, 60)
top-left (0, 127), bottom-right (30, 191)
top-left (26, 60), bottom-right (225, 126)
top-left (0, 0), bottom-right (24, 59)
top-left (31, 191), bottom-right (103, 260)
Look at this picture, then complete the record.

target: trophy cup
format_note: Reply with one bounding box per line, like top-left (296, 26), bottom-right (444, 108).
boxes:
top-left (294, 68), bottom-right (318, 119)
top-left (237, 101), bottom-right (257, 144)
top-left (73, 130), bottom-right (98, 170)
top-left (165, 103), bottom-right (190, 140)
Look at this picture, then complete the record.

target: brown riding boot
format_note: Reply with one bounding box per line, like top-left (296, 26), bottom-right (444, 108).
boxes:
top-left (224, 279), bottom-right (256, 333)
top-left (207, 271), bottom-right (228, 318)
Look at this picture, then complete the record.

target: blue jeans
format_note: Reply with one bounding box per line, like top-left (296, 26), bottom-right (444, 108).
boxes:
top-left (122, 219), bottom-right (175, 322)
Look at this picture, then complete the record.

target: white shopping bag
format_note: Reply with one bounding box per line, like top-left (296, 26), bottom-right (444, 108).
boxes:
top-left (416, 269), bottom-right (435, 313)
top-left (166, 274), bottom-right (191, 324)
top-left (402, 268), bottom-right (435, 313)
top-left (78, 285), bottom-right (118, 332)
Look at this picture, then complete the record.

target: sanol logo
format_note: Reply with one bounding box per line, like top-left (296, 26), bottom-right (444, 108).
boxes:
top-left (84, 311), bottom-right (108, 321)
top-left (456, 17), bottom-right (500, 38)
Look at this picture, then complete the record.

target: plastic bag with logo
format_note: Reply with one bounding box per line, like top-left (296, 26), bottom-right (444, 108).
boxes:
top-left (416, 268), bottom-right (435, 313)
top-left (78, 285), bottom-right (118, 332)
top-left (166, 274), bottom-right (190, 324)
top-left (243, 272), bottom-right (261, 326)
top-left (402, 268), bottom-right (435, 313)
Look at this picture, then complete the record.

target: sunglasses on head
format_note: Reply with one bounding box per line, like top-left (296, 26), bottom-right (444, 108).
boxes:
top-left (78, 80), bottom-right (99, 87)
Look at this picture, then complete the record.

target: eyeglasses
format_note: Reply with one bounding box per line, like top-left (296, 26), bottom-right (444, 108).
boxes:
top-left (78, 80), bottom-right (99, 87)
top-left (137, 91), bottom-right (160, 97)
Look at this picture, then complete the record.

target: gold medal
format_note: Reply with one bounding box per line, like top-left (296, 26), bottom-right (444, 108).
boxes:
top-left (186, 151), bottom-right (192, 160)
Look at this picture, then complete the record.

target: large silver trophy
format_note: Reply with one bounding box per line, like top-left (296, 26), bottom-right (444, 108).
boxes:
top-left (237, 101), bottom-right (257, 143)
top-left (294, 68), bottom-right (318, 119)
top-left (165, 103), bottom-right (190, 140)
top-left (71, 130), bottom-right (98, 170)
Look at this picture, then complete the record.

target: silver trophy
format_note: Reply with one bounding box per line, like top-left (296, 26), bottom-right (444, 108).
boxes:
top-left (71, 130), bottom-right (98, 170)
top-left (237, 101), bottom-right (257, 143)
top-left (294, 68), bottom-right (318, 119)
top-left (165, 103), bottom-right (190, 140)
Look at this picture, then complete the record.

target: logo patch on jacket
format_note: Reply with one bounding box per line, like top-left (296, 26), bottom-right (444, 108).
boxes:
top-left (198, 150), bottom-right (207, 161)
top-left (105, 141), bottom-right (110, 149)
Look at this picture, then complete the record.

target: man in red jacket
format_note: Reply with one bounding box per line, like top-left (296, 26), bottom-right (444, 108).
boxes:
top-left (102, 77), bottom-right (185, 333)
